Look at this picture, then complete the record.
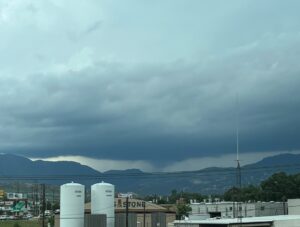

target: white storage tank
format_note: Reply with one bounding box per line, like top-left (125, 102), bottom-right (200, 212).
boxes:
top-left (91, 181), bottom-right (115, 227)
top-left (60, 182), bottom-right (85, 227)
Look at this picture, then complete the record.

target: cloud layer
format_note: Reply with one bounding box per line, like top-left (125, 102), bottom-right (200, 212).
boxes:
top-left (0, 0), bottom-right (300, 168)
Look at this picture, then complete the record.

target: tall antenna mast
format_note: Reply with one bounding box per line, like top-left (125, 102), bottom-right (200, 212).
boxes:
top-left (236, 94), bottom-right (242, 224)
top-left (236, 94), bottom-right (241, 188)
top-left (236, 95), bottom-right (239, 162)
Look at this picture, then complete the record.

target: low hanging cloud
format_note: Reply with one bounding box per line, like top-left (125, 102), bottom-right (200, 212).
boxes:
top-left (30, 156), bottom-right (156, 172)
top-left (31, 150), bottom-right (300, 173)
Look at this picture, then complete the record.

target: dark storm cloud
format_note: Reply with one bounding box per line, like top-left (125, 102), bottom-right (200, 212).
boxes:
top-left (1, 31), bottom-right (300, 164)
top-left (1, 0), bottom-right (300, 168)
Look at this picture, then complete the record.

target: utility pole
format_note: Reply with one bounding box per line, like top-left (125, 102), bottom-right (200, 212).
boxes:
top-left (126, 197), bottom-right (129, 227)
top-left (42, 184), bottom-right (46, 227)
top-left (235, 94), bottom-right (242, 226)
top-left (52, 187), bottom-right (54, 212)
top-left (35, 183), bottom-right (39, 217)
top-left (143, 201), bottom-right (146, 227)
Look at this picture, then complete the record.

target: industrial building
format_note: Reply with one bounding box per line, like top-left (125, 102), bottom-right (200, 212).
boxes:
top-left (173, 215), bottom-right (300, 227)
top-left (85, 197), bottom-right (176, 227)
top-left (57, 181), bottom-right (175, 227)
top-left (115, 197), bottom-right (175, 227)
top-left (189, 201), bottom-right (287, 219)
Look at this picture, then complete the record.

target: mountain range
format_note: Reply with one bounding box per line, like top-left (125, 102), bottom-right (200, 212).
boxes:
top-left (0, 153), bottom-right (300, 195)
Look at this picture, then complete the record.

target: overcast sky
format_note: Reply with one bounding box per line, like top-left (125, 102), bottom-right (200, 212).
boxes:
top-left (1, 0), bottom-right (300, 172)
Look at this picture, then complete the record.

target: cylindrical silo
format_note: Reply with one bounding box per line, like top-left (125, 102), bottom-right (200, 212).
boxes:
top-left (91, 181), bottom-right (115, 227)
top-left (60, 182), bottom-right (85, 227)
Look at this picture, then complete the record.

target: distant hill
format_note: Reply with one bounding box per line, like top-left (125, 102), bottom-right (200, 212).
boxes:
top-left (245, 153), bottom-right (300, 168)
top-left (1, 153), bottom-right (300, 195)
top-left (0, 154), bottom-right (100, 185)
top-left (240, 153), bottom-right (300, 185)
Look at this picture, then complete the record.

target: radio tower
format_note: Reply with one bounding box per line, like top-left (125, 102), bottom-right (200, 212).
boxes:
top-left (236, 95), bottom-right (242, 224)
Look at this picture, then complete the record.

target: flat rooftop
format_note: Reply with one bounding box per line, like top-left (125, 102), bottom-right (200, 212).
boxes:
top-left (174, 215), bottom-right (300, 225)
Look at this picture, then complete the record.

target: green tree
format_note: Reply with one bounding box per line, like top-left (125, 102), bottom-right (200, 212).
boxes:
top-left (242, 185), bottom-right (262, 201)
top-left (168, 189), bottom-right (206, 204)
top-left (223, 187), bottom-right (241, 201)
top-left (223, 172), bottom-right (300, 203)
top-left (261, 172), bottom-right (298, 201)
top-left (176, 203), bottom-right (192, 220)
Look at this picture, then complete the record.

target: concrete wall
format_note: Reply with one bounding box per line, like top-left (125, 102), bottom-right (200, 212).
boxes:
top-left (254, 202), bottom-right (286, 217)
top-left (288, 199), bottom-right (300, 215)
top-left (166, 213), bottom-right (176, 225)
top-left (274, 219), bottom-right (300, 227)
top-left (136, 213), bottom-right (152, 227)
top-left (54, 214), bottom-right (106, 227)
top-left (151, 212), bottom-right (166, 227)
top-left (84, 214), bottom-right (107, 227)
top-left (115, 212), bottom-right (175, 227)
top-left (115, 213), bottom-right (137, 227)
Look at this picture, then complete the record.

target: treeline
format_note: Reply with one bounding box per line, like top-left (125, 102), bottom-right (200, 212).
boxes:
top-left (143, 172), bottom-right (300, 204)
top-left (224, 172), bottom-right (300, 202)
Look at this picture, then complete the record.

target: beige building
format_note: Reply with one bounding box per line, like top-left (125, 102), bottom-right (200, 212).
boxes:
top-left (85, 198), bottom-right (176, 227)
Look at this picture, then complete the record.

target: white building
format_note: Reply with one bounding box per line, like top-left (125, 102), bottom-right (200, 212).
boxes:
top-left (190, 201), bottom-right (287, 219)
top-left (174, 215), bottom-right (300, 227)
top-left (6, 193), bottom-right (26, 200)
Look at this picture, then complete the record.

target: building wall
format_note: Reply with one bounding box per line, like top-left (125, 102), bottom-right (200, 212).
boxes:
top-left (274, 219), bottom-right (300, 227)
top-left (137, 213), bottom-right (152, 227)
top-left (190, 202), bottom-right (285, 219)
top-left (191, 202), bottom-right (255, 218)
top-left (54, 214), bottom-right (106, 227)
top-left (151, 213), bottom-right (166, 227)
top-left (166, 213), bottom-right (176, 225)
top-left (84, 214), bottom-right (107, 227)
top-left (288, 199), bottom-right (300, 215)
top-left (115, 212), bottom-right (175, 227)
top-left (254, 202), bottom-right (286, 217)
top-left (115, 213), bottom-right (137, 227)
